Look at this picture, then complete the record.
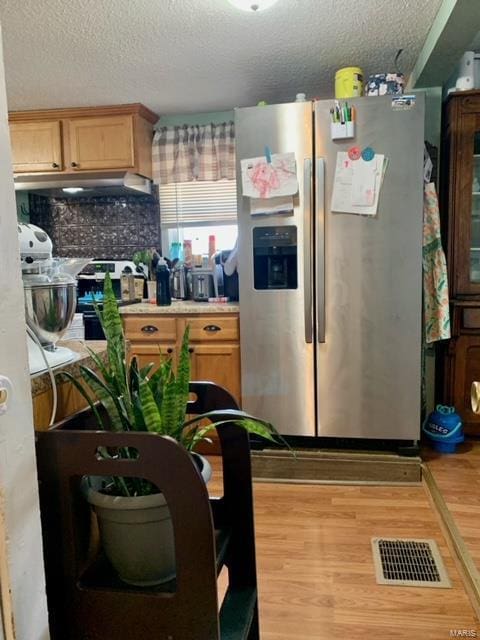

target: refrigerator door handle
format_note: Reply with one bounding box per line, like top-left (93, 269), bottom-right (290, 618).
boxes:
top-left (316, 158), bottom-right (326, 343)
top-left (304, 157), bottom-right (313, 344)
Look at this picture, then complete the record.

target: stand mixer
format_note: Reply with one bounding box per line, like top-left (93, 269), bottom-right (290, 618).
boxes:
top-left (18, 223), bottom-right (90, 376)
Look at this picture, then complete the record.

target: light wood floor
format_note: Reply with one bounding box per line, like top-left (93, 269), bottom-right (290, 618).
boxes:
top-left (425, 439), bottom-right (480, 572)
top-left (209, 459), bottom-right (479, 639)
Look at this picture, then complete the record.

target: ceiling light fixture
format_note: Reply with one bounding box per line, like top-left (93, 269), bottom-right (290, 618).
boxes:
top-left (227, 0), bottom-right (280, 12)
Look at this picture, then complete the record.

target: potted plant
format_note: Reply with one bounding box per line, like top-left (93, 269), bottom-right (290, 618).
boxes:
top-left (63, 273), bottom-right (284, 587)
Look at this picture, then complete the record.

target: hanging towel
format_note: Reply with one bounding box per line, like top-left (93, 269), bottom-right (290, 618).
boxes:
top-left (423, 182), bottom-right (450, 343)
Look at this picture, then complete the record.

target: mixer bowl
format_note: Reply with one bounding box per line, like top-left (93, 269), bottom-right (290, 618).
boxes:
top-left (24, 282), bottom-right (77, 348)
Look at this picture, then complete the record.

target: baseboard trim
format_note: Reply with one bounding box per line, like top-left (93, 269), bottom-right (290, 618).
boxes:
top-left (422, 463), bottom-right (480, 620)
top-left (251, 449), bottom-right (422, 484)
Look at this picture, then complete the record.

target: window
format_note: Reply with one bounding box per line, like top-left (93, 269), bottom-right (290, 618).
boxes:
top-left (159, 179), bottom-right (238, 257)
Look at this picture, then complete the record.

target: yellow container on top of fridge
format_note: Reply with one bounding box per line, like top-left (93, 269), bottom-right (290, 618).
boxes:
top-left (335, 67), bottom-right (364, 99)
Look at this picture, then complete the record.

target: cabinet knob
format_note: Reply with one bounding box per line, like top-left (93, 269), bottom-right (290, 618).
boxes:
top-left (203, 324), bottom-right (221, 333)
top-left (188, 347), bottom-right (194, 354)
top-left (167, 348), bottom-right (173, 354)
top-left (71, 161), bottom-right (79, 168)
top-left (52, 162), bottom-right (59, 168)
top-left (141, 325), bottom-right (158, 333)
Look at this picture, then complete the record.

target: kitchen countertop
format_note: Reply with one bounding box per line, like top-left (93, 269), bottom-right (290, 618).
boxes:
top-left (31, 340), bottom-right (107, 397)
top-left (119, 300), bottom-right (240, 315)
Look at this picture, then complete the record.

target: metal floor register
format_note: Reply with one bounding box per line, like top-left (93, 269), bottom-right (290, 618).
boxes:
top-left (371, 538), bottom-right (451, 588)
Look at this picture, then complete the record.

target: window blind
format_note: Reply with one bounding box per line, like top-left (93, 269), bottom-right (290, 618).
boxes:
top-left (159, 180), bottom-right (237, 226)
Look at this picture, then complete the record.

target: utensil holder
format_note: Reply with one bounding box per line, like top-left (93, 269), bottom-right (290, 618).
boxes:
top-left (331, 121), bottom-right (355, 140)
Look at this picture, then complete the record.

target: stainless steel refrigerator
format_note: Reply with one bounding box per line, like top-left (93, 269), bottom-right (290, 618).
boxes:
top-left (235, 95), bottom-right (424, 440)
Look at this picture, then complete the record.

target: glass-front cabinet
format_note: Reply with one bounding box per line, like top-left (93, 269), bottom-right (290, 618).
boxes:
top-left (471, 135), bottom-right (480, 283)
top-left (444, 94), bottom-right (480, 296)
top-left (441, 91), bottom-right (480, 435)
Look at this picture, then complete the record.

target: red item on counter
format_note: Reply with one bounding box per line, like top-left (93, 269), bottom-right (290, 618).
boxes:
top-left (208, 235), bottom-right (216, 260)
top-left (183, 240), bottom-right (192, 267)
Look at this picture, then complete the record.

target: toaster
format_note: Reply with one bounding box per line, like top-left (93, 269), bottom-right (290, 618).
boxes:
top-left (191, 269), bottom-right (215, 301)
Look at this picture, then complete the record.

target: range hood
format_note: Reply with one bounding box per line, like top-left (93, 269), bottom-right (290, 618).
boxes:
top-left (14, 171), bottom-right (152, 198)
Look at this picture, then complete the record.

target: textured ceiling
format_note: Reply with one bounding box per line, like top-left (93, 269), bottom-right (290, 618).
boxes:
top-left (0, 0), bottom-right (442, 117)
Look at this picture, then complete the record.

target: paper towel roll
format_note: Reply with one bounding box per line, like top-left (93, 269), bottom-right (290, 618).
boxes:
top-left (471, 381), bottom-right (480, 414)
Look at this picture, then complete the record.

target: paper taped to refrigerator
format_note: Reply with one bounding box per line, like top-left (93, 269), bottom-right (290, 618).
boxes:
top-left (331, 152), bottom-right (387, 216)
top-left (241, 152), bottom-right (298, 199)
top-left (250, 196), bottom-right (294, 216)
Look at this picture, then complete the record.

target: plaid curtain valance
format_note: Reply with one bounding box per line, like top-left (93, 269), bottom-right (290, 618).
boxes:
top-left (152, 121), bottom-right (235, 184)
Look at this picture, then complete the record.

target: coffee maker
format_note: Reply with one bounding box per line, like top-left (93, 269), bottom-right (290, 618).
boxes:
top-left (212, 250), bottom-right (239, 301)
top-left (170, 262), bottom-right (189, 300)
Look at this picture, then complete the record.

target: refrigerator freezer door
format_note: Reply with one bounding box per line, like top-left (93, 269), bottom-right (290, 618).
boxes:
top-left (314, 95), bottom-right (424, 440)
top-left (236, 102), bottom-right (315, 436)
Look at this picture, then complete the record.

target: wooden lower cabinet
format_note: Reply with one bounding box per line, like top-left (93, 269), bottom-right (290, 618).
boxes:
top-left (189, 343), bottom-right (241, 403)
top-left (124, 313), bottom-right (241, 452)
top-left (33, 379), bottom-right (90, 430)
top-left (128, 343), bottom-right (177, 372)
top-left (123, 314), bottom-right (241, 404)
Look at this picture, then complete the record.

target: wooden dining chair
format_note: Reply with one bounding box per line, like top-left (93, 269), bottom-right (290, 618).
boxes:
top-left (36, 381), bottom-right (259, 640)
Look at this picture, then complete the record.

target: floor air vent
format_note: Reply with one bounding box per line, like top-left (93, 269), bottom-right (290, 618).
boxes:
top-left (371, 538), bottom-right (451, 588)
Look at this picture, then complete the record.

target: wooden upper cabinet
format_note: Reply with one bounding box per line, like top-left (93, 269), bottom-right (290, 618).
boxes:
top-left (8, 103), bottom-right (158, 178)
top-left (68, 115), bottom-right (134, 171)
top-left (10, 120), bottom-right (62, 172)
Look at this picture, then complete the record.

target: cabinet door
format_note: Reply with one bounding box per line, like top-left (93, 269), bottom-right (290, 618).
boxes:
top-left (189, 343), bottom-right (241, 404)
top-left (128, 343), bottom-right (176, 372)
top-left (68, 115), bottom-right (134, 171)
top-left (451, 102), bottom-right (480, 295)
top-left (451, 334), bottom-right (480, 433)
top-left (10, 120), bottom-right (62, 172)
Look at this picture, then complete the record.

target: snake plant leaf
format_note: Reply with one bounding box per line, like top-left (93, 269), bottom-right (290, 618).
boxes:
top-left (85, 345), bottom-right (113, 385)
top-left (182, 409), bottom-right (288, 446)
top-left (79, 365), bottom-right (127, 431)
top-left (129, 356), bottom-right (142, 396)
top-left (161, 379), bottom-right (178, 437)
top-left (175, 324), bottom-right (191, 431)
top-left (139, 362), bottom-right (155, 379)
top-left (56, 371), bottom-right (106, 431)
top-left (131, 391), bottom-right (147, 431)
top-left (182, 424), bottom-right (216, 451)
top-left (101, 272), bottom-right (124, 343)
top-left (139, 380), bottom-right (162, 433)
top-left (147, 363), bottom-right (166, 408)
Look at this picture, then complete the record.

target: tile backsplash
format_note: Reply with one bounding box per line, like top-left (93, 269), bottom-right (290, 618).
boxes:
top-left (28, 190), bottom-right (161, 260)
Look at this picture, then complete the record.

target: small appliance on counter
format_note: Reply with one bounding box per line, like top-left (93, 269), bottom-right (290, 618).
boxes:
top-left (170, 262), bottom-right (189, 300)
top-left (18, 223), bottom-right (90, 375)
top-left (212, 249), bottom-right (239, 301)
top-left (191, 268), bottom-right (215, 301)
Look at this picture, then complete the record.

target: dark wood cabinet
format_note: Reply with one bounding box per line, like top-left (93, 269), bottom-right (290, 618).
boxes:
top-left (441, 302), bottom-right (480, 433)
top-left (440, 91), bottom-right (480, 434)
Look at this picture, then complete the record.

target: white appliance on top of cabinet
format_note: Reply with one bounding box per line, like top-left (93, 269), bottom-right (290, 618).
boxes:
top-left (235, 96), bottom-right (424, 442)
